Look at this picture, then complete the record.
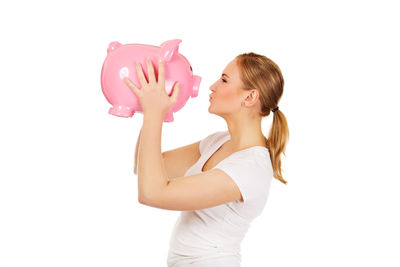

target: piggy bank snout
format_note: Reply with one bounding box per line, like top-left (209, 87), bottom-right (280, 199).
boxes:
top-left (192, 75), bottom-right (201, 97)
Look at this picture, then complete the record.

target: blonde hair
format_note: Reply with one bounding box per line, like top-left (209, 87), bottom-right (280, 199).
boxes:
top-left (235, 52), bottom-right (289, 184)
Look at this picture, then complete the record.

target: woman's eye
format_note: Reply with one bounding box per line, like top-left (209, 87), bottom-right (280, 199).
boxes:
top-left (221, 78), bottom-right (227, 83)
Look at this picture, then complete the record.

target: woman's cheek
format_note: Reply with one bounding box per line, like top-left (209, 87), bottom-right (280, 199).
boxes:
top-left (225, 91), bottom-right (240, 104)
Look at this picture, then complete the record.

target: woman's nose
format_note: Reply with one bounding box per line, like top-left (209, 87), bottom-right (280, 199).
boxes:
top-left (209, 84), bottom-right (216, 92)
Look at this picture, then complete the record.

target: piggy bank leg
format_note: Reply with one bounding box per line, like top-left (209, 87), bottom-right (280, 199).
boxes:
top-left (109, 105), bottom-right (135, 117)
top-left (164, 110), bottom-right (174, 122)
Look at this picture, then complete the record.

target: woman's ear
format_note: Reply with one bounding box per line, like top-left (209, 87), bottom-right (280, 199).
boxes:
top-left (246, 90), bottom-right (260, 106)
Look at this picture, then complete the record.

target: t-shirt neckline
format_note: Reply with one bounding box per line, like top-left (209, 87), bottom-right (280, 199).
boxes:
top-left (201, 131), bottom-right (268, 172)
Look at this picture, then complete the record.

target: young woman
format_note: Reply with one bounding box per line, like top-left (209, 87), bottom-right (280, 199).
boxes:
top-left (125, 52), bottom-right (289, 267)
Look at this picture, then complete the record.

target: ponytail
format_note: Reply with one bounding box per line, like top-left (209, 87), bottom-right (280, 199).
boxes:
top-left (266, 110), bottom-right (289, 184)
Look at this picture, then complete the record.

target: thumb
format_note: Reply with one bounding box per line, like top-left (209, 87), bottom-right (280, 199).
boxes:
top-left (123, 77), bottom-right (142, 98)
top-left (169, 82), bottom-right (181, 104)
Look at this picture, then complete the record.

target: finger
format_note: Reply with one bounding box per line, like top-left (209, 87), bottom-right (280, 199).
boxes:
top-left (123, 77), bottom-right (142, 97)
top-left (136, 62), bottom-right (148, 85)
top-left (146, 58), bottom-right (156, 84)
top-left (158, 58), bottom-right (165, 87)
top-left (169, 82), bottom-right (181, 104)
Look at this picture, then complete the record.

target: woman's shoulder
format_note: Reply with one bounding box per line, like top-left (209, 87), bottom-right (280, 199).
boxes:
top-left (251, 148), bottom-right (273, 170)
top-left (228, 146), bottom-right (272, 171)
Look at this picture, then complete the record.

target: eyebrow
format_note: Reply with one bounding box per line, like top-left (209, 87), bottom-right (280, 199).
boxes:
top-left (222, 73), bottom-right (230, 78)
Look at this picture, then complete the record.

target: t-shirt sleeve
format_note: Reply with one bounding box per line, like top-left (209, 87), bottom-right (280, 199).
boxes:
top-left (214, 152), bottom-right (273, 203)
top-left (199, 131), bottom-right (223, 155)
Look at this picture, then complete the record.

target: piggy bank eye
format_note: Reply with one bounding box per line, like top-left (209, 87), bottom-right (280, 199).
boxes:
top-left (190, 65), bottom-right (193, 72)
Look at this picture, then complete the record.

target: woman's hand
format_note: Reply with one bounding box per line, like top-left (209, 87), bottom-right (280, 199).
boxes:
top-left (123, 58), bottom-right (180, 117)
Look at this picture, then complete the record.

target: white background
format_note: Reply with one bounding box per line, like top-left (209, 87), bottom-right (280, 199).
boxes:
top-left (1, 0), bottom-right (399, 266)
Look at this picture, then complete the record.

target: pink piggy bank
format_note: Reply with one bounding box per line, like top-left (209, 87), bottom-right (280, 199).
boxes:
top-left (100, 39), bottom-right (201, 122)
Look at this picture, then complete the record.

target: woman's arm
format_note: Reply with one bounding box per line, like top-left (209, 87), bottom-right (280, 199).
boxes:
top-left (137, 113), bottom-right (169, 202)
top-left (162, 141), bottom-right (201, 180)
top-left (134, 127), bottom-right (142, 175)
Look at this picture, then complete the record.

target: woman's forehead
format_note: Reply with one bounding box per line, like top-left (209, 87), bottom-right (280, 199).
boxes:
top-left (223, 60), bottom-right (238, 77)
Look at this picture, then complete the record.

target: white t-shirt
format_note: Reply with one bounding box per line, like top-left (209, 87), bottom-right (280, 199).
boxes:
top-left (167, 130), bottom-right (273, 267)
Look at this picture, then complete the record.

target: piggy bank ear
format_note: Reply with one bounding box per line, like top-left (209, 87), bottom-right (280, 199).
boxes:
top-left (160, 39), bottom-right (182, 62)
top-left (107, 41), bottom-right (123, 54)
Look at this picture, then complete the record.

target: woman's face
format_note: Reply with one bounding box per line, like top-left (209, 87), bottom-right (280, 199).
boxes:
top-left (208, 58), bottom-right (245, 115)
